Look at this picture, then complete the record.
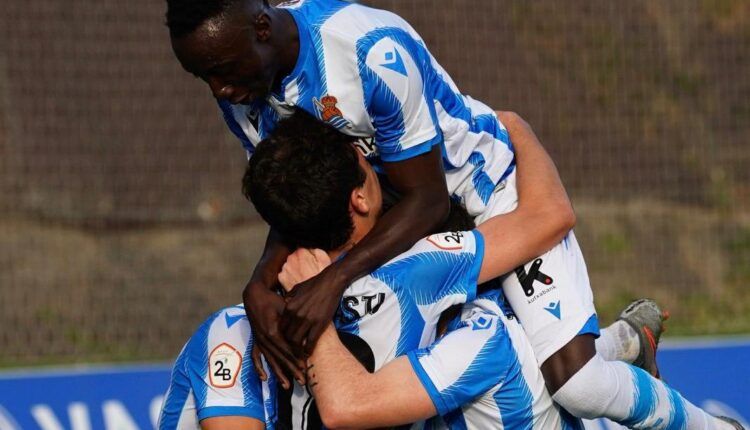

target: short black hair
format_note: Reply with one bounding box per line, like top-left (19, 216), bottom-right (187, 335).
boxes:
top-left (243, 110), bottom-right (366, 251)
top-left (165, 0), bottom-right (268, 39)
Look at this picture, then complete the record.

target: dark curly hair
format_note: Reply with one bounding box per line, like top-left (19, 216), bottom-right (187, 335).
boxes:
top-left (243, 111), bottom-right (366, 251)
top-left (165, 0), bottom-right (268, 39)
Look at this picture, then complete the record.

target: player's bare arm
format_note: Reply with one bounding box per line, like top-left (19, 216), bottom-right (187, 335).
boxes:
top-left (201, 416), bottom-right (265, 430)
top-left (282, 145), bottom-right (450, 355)
top-left (310, 325), bottom-right (435, 429)
top-left (476, 111), bottom-right (575, 283)
top-left (242, 228), bottom-right (304, 389)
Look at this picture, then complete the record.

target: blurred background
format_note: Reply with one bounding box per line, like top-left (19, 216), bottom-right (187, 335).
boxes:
top-left (0, 0), bottom-right (748, 422)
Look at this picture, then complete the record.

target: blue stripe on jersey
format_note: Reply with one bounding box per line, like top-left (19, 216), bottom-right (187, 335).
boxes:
top-left (355, 30), bottom-right (406, 155)
top-left (493, 352), bottom-right (534, 429)
top-left (666, 385), bottom-right (688, 430)
top-left (443, 408), bottom-right (469, 430)
top-left (354, 27), bottom-right (442, 159)
top-left (218, 100), bottom-right (255, 154)
top-left (407, 352), bottom-right (444, 409)
top-left (241, 333), bottom-right (261, 409)
top-left (622, 366), bottom-right (658, 428)
top-left (298, 0), bottom-right (351, 94)
top-left (468, 152), bottom-right (496, 205)
top-left (577, 313), bottom-right (601, 337)
top-left (199, 406), bottom-right (265, 421)
top-left (159, 348), bottom-right (191, 429)
top-left (370, 269), bottom-right (424, 356)
top-left (374, 251), bottom-right (479, 307)
top-left (184, 311), bottom-right (215, 412)
top-left (437, 323), bottom-right (510, 415)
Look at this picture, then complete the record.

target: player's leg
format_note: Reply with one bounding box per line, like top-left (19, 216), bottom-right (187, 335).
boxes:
top-left (551, 352), bottom-right (737, 430)
top-left (502, 233), bottom-right (736, 430)
top-left (479, 173), bottom-right (739, 429)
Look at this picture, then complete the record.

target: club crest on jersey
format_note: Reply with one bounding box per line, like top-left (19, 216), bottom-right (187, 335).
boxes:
top-left (426, 231), bottom-right (465, 250)
top-left (313, 95), bottom-right (350, 129)
top-left (209, 342), bottom-right (242, 388)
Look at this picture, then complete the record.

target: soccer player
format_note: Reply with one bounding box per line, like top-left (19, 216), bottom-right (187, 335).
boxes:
top-left (157, 305), bottom-right (276, 430)
top-left (282, 251), bottom-right (580, 429)
top-left (244, 111), bottom-right (743, 430)
top-left (159, 105), bottom-right (579, 429)
top-left (165, 1), bottom-right (742, 429)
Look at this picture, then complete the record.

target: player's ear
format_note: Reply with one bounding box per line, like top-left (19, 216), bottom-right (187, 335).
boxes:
top-left (350, 186), bottom-right (370, 215)
top-left (253, 12), bottom-right (272, 42)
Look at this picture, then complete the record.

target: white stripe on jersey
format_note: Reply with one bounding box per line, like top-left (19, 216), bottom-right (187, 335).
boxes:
top-left (409, 292), bottom-right (584, 430)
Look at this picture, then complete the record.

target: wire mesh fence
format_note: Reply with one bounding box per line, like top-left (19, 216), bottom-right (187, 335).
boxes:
top-left (0, 0), bottom-right (748, 365)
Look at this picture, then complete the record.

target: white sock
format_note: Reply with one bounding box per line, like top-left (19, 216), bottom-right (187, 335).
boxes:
top-left (552, 354), bottom-right (732, 430)
top-left (596, 320), bottom-right (640, 363)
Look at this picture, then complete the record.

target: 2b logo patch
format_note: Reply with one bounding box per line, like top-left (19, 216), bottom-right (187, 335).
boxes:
top-left (209, 343), bottom-right (242, 388)
top-left (427, 232), bottom-right (465, 250)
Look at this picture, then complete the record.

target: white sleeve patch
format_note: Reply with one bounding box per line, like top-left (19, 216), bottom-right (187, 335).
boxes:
top-left (426, 231), bottom-right (466, 251)
top-left (208, 342), bottom-right (243, 389)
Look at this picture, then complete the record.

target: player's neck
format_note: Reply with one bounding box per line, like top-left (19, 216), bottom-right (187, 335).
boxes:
top-left (327, 217), bottom-right (375, 262)
top-left (269, 8), bottom-right (299, 80)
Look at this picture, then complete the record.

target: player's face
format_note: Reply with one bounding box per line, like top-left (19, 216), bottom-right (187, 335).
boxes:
top-left (171, 18), bottom-right (277, 105)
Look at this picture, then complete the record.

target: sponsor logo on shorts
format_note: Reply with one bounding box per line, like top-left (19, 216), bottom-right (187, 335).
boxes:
top-left (515, 258), bottom-right (554, 298)
top-left (544, 301), bottom-right (562, 320)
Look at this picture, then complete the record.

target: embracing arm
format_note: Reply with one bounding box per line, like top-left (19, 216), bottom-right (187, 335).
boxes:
top-left (282, 146), bottom-right (450, 353)
top-left (476, 111), bottom-right (575, 283)
top-left (279, 249), bottom-right (437, 428)
top-left (308, 327), bottom-right (436, 429)
top-left (243, 228), bottom-right (304, 387)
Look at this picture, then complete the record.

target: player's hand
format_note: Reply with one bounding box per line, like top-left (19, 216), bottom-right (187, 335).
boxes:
top-left (279, 249), bottom-right (332, 292)
top-left (282, 266), bottom-right (348, 358)
top-left (243, 280), bottom-right (305, 389)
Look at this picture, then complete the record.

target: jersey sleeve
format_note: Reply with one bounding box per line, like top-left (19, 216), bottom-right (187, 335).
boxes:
top-left (375, 229), bottom-right (485, 321)
top-left (406, 307), bottom-right (513, 415)
top-left (217, 100), bottom-right (262, 157)
top-left (359, 32), bottom-right (441, 162)
top-left (183, 307), bottom-right (266, 422)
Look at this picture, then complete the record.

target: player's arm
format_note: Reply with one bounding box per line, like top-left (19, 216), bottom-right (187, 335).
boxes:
top-left (308, 325), bottom-right (437, 429)
top-left (282, 36), bottom-right (451, 355)
top-left (201, 416), bottom-right (264, 430)
top-left (242, 228), bottom-right (304, 388)
top-left (309, 309), bottom-right (508, 430)
top-left (278, 250), bottom-right (437, 428)
top-left (475, 111), bottom-right (575, 283)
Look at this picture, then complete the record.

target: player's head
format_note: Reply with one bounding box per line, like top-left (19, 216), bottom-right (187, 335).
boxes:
top-left (166, 0), bottom-right (281, 105)
top-left (243, 110), bottom-right (383, 251)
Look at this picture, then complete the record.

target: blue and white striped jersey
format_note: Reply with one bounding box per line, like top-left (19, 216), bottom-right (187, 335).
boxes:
top-left (220, 0), bottom-right (515, 218)
top-left (158, 305), bottom-right (277, 430)
top-left (288, 230), bottom-right (484, 429)
top-left (408, 290), bottom-right (585, 430)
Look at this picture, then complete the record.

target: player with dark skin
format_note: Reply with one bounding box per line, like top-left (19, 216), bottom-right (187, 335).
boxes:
top-left (168, 0), bottom-right (597, 399)
top-left (170, 1), bottom-right (449, 388)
